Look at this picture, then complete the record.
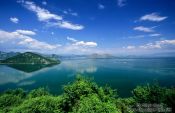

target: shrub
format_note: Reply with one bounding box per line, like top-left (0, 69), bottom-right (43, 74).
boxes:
top-left (60, 75), bottom-right (117, 112)
top-left (27, 88), bottom-right (50, 98)
top-left (72, 94), bottom-right (119, 113)
top-left (0, 88), bottom-right (26, 112)
top-left (12, 96), bottom-right (62, 113)
top-left (132, 83), bottom-right (165, 103)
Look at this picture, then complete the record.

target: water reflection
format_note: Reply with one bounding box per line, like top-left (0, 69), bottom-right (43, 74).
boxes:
top-left (17, 80), bottom-right (35, 86)
top-left (60, 60), bottom-right (97, 74)
top-left (0, 64), bottom-right (58, 85)
top-left (6, 64), bottom-right (57, 73)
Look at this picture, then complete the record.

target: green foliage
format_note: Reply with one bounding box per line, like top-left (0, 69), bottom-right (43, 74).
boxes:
top-left (12, 96), bottom-right (62, 113)
top-left (27, 88), bottom-right (50, 98)
top-left (60, 75), bottom-right (117, 112)
top-left (0, 75), bottom-right (174, 113)
top-left (72, 94), bottom-right (119, 113)
top-left (116, 98), bottom-right (135, 113)
top-left (132, 83), bottom-right (175, 112)
top-left (0, 88), bottom-right (26, 112)
top-left (132, 83), bottom-right (166, 103)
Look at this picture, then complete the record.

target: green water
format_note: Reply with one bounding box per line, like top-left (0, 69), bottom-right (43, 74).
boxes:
top-left (0, 58), bottom-right (175, 97)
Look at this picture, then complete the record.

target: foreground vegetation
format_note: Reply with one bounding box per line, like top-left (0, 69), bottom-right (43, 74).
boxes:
top-left (0, 75), bottom-right (174, 113)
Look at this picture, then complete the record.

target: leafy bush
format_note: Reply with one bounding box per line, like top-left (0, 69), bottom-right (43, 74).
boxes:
top-left (12, 96), bottom-right (62, 113)
top-left (116, 98), bottom-right (135, 113)
top-left (132, 83), bottom-right (166, 103)
top-left (0, 88), bottom-right (26, 112)
top-left (72, 94), bottom-right (118, 113)
top-left (132, 83), bottom-right (175, 112)
top-left (60, 75), bottom-right (117, 112)
top-left (27, 88), bottom-right (50, 98)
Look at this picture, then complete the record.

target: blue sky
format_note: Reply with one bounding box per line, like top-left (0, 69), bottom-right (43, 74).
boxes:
top-left (0, 0), bottom-right (175, 55)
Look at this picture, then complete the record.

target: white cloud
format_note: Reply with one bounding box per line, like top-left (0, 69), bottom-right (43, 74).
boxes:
top-left (127, 34), bottom-right (161, 39)
top-left (23, 1), bottom-right (62, 21)
top-left (140, 40), bottom-right (175, 49)
top-left (56, 21), bottom-right (84, 30)
top-left (67, 37), bottom-right (77, 42)
top-left (0, 30), bottom-right (61, 51)
top-left (117, 0), bottom-right (126, 7)
top-left (10, 17), bottom-right (19, 23)
top-left (67, 36), bottom-right (97, 47)
top-left (98, 4), bottom-right (105, 9)
top-left (123, 40), bottom-right (175, 51)
top-left (73, 41), bottom-right (97, 47)
top-left (134, 26), bottom-right (154, 32)
top-left (19, 1), bottom-right (84, 30)
top-left (149, 33), bottom-right (161, 37)
top-left (139, 43), bottom-right (161, 49)
top-left (15, 30), bottom-right (36, 35)
top-left (140, 13), bottom-right (167, 22)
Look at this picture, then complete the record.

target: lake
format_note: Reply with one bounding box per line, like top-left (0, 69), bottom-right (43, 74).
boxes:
top-left (0, 58), bottom-right (175, 97)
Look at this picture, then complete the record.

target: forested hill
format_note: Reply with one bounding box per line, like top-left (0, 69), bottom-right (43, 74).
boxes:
top-left (0, 52), bottom-right (60, 64)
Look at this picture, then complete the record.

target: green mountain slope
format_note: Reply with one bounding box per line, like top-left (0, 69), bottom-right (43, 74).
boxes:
top-left (0, 52), bottom-right (60, 64)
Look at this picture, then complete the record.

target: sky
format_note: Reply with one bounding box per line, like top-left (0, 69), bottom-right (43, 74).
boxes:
top-left (0, 0), bottom-right (175, 55)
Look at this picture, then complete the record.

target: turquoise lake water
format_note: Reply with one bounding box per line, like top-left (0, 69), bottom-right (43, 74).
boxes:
top-left (0, 58), bottom-right (175, 97)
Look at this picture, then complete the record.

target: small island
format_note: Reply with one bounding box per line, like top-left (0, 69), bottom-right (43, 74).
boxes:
top-left (0, 52), bottom-right (61, 73)
top-left (0, 52), bottom-right (60, 65)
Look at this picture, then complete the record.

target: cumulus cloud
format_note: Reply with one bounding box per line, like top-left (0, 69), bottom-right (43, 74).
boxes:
top-left (10, 17), bottom-right (19, 23)
top-left (134, 26), bottom-right (154, 32)
top-left (140, 13), bottom-right (167, 22)
top-left (0, 30), bottom-right (61, 51)
top-left (19, 1), bottom-right (84, 30)
top-left (67, 37), bottom-right (97, 47)
top-left (98, 4), bottom-right (105, 9)
top-left (15, 30), bottom-right (36, 35)
top-left (117, 0), bottom-right (126, 7)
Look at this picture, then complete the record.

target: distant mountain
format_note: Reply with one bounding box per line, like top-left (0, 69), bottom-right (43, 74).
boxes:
top-left (0, 52), bottom-right (60, 64)
top-left (88, 53), bottom-right (115, 59)
top-left (0, 51), bottom-right (20, 60)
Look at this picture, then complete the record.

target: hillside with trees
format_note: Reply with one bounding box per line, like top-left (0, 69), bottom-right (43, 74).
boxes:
top-left (0, 52), bottom-right (60, 64)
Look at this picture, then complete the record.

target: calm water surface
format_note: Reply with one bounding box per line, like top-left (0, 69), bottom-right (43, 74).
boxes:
top-left (0, 58), bottom-right (175, 97)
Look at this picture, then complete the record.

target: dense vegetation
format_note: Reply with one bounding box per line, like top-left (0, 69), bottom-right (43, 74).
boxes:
top-left (0, 52), bottom-right (60, 64)
top-left (0, 75), bottom-right (174, 113)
